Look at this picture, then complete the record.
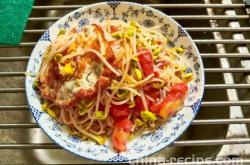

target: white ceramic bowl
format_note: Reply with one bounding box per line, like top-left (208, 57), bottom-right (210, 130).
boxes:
top-left (26, 1), bottom-right (204, 162)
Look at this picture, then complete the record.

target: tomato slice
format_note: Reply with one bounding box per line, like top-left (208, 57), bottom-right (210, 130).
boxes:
top-left (159, 99), bottom-right (183, 119)
top-left (110, 25), bottom-right (119, 33)
top-left (112, 119), bottom-right (133, 151)
top-left (138, 49), bottom-right (154, 77)
top-left (149, 83), bottom-right (188, 118)
top-left (169, 83), bottom-right (188, 95)
top-left (112, 128), bottom-right (129, 151)
top-left (135, 96), bottom-right (144, 112)
top-left (143, 85), bottom-right (160, 99)
top-left (115, 118), bottom-right (133, 133)
top-left (109, 104), bottom-right (130, 120)
top-left (150, 102), bottom-right (162, 114)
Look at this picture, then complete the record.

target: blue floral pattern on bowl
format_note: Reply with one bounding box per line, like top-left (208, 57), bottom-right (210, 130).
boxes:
top-left (25, 1), bottom-right (204, 162)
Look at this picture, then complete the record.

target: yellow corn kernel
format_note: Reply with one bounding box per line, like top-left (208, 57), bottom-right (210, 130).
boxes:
top-left (140, 111), bottom-right (157, 122)
top-left (94, 135), bottom-right (106, 145)
top-left (134, 68), bottom-right (143, 81)
top-left (59, 62), bottom-right (75, 76)
top-left (153, 48), bottom-right (161, 55)
top-left (47, 107), bottom-right (57, 118)
top-left (171, 47), bottom-right (184, 54)
top-left (181, 66), bottom-right (187, 73)
top-left (135, 118), bottom-right (144, 126)
top-left (152, 80), bottom-right (165, 89)
top-left (41, 101), bottom-right (49, 111)
top-left (183, 73), bottom-right (193, 80)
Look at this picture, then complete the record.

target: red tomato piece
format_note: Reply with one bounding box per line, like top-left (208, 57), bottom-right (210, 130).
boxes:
top-left (135, 96), bottom-right (144, 112)
top-left (138, 49), bottom-right (154, 77)
top-left (154, 71), bottom-right (160, 78)
top-left (143, 85), bottom-right (160, 99)
top-left (112, 118), bottom-right (133, 151)
top-left (98, 104), bottom-right (105, 111)
top-left (112, 128), bottom-right (129, 151)
top-left (149, 83), bottom-right (188, 119)
top-left (115, 118), bottom-right (133, 133)
top-left (156, 40), bottom-right (162, 45)
top-left (109, 104), bottom-right (130, 120)
top-left (169, 83), bottom-right (188, 95)
top-left (150, 102), bottom-right (162, 114)
top-left (110, 25), bottom-right (119, 33)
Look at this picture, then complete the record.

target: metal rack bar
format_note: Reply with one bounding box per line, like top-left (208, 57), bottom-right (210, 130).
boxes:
top-left (1, 101), bottom-right (250, 112)
top-left (1, 68), bottom-right (250, 76)
top-left (23, 27), bottom-right (250, 34)
top-left (2, 40), bottom-right (250, 48)
top-left (0, 57), bottom-right (29, 61)
top-left (0, 106), bottom-right (28, 110)
top-left (0, 139), bottom-right (249, 149)
top-left (1, 119), bottom-right (250, 129)
top-left (27, 15), bottom-right (249, 22)
top-left (0, 88), bottom-right (25, 93)
top-left (1, 1), bottom-right (250, 164)
top-left (1, 84), bottom-right (250, 93)
top-left (1, 54), bottom-right (249, 62)
top-left (32, 4), bottom-right (246, 10)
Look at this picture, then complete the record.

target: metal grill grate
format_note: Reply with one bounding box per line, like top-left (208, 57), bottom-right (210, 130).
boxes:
top-left (1, 0), bottom-right (250, 164)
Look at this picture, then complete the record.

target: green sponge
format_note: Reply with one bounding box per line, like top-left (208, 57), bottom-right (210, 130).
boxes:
top-left (0, 0), bottom-right (34, 45)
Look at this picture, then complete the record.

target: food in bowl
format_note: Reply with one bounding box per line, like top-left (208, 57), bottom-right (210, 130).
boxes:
top-left (33, 19), bottom-right (193, 152)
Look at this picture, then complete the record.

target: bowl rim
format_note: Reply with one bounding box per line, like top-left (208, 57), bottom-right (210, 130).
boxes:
top-left (25, 1), bottom-right (205, 162)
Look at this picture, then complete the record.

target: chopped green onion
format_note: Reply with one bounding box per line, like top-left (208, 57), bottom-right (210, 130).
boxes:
top-left (135, 118), bottom-right (144, 126)
top-left (41, 101), bottom-right (49, 111)
top-left (95, 111), bottom-right (106, 120)
top-left (58, 29), bottom-right (66, 36)
top-left (33, 79), bottom-right (39, 89)
top-left (126, 29), bottom-right (135, 38)
top-left (140, 111), bottom-right (157, 122)
top-left (111, 32), bottom-right (123, 39)
top-left (78, 106), bottom-right (89, 116)
top-left (130, 20), bottom-right (137, 27)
